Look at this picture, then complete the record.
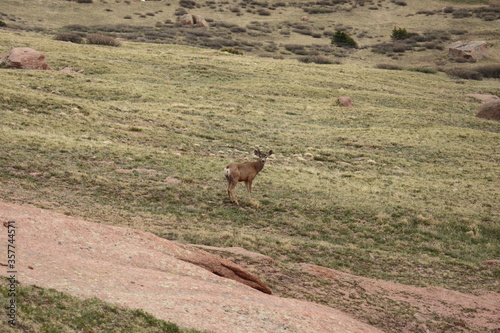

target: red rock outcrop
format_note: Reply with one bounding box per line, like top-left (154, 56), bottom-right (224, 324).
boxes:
top-left (0, 47), bottom-right (53, 70)
top-left (0, 201), bottom-right (382, 333)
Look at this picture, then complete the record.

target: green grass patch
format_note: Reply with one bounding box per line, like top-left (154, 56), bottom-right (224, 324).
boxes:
top-left (0, 278), bottom-right (203, 333)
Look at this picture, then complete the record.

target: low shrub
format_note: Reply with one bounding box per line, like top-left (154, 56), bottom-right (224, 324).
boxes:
top-left (407, 67), bottom-right (438, 74)
top-left (474, 64), bottom-right (500, 79)
top-left (55, 32), bottom-right (84, 44)
top-left (391, 27), bottom-right (409, 40)
top-left (298, 55), bottom-right (339, 65)
top-left (331, 30), bottom-right (358, 48)
top-left (221, 47), bottom-right (243, 55)
top-left (452, 8), bottom-right (472, 18)
top-left (443, 6), bottom-right (454, 14)
top-left (257, 8), bottom-right (271, 16)
top-left (392, 0), bottom-right (407, 6)
top-left (285, 44), bottom-right (305, 52)
top-left (179, 0), bottom-right (196, 9)
top-left (375, 63), bottom-right (403, 70)
top-left (87, 34), bottom-right (121, 47)
top-left (0, 20), bottom-right (6, 27)
top-left (446, 68), bottom-right (482, 80)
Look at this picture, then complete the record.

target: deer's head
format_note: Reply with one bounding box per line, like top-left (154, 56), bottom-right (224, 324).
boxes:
top-left (254, 149), bottom-right (273, 163)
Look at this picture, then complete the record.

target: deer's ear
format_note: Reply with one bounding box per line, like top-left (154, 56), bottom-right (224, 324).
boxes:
top-left (254, 149), bottom-right (260, 156)
top-left (268, 150), bottom-right (273, 156)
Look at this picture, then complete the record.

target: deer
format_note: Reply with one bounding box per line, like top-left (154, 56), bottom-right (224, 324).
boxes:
top-left (224, 149), bottom-right (273, 205)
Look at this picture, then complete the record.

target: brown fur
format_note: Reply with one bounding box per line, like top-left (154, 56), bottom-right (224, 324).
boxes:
top-left (224, 149), bottom-right (273, 205)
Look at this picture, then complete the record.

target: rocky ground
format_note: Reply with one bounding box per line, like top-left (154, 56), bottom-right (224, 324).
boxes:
top-left (0, 201), bottom-right (498, 332)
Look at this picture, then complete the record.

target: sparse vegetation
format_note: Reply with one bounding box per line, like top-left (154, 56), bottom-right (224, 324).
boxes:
top-left (55, 32), bottom-right (84, 44)
top-left (445, 67), bottom-right (483, 80)
top-left (86, 34), bottom-right (121, 47)
top-left (375, 63), bottom-right (404, 70)
top-left (297, 55), bottom-right (339, 64)
top-left (474, 64), bottom-right (500, 78)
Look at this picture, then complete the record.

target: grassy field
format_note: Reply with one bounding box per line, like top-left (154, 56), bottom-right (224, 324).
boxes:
top-left (0, 0), bottom-right (499, 331)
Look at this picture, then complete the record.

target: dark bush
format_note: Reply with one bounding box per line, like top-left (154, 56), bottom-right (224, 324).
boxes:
top-left (452, 8), bottom-right (472, 18)
top-left (87, 34), bottom-right (121, 47)
top-left (221, 47), bottom-right (243, 55)
top-left (284, 44), bottom-right (309, 55)
top-left (0, 20), bottom-right (6, 27)
top-left (331, 30), bottom-right (358, 48)
top-left (230, 26), bottom-right (246, 33)
top-left (174, 8), bottom-right (188, 16)
top-left (76, 0), bottom-right (93, 3)
top-left (392, 0), bottom-right (407, 6)
top-left (179, 0), bottom-right (196, 9)
top-left (257, 8), bottom-right (271, 16)
top-left (443, 6), bottom-right (454, 14)
top-left (446, 68), bottom-right (482, 80)
top-left (298, 56), bottom-right (339, 64)
top-left (391, 27), bottom-right (409, 40)
top-left (64, 24), bottom-right (88, 32)
top-left (55, 32), bottom-right (84, 44)
top-left (375, 63), bottom-right (403, 70)
top-left (474, 64), bottom-right (500, 79)
top-left (407, 67), bottom-right (438, 74)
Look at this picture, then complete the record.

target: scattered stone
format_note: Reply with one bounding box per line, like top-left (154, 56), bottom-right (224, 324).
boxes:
top-left (476, 99), bottom-right (500, 120)
top-left (178, 13), bottom-right (209, 27)
top-left (0, 47), bottom-right (53, 70)
top-left (178, 13), bottom-right (194, 25)
top-left (338, 96), bottom-right (354, 108)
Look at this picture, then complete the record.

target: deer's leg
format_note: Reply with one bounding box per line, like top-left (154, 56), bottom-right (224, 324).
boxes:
top-left (228, 179), bottom-right (239, 205)
top-left (245, 180), bottom-right (253, 201)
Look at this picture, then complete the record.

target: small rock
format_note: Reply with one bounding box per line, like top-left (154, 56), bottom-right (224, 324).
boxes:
top-left (338, 96), bottom-right (354, 108)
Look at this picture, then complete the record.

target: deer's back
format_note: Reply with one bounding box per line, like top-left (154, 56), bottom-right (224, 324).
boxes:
top-left (225, 161), bottom-right (260, 181)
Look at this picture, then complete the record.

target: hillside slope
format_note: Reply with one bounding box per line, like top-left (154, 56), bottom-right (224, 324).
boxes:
top-left (0, 3), bottom-right (499, 331)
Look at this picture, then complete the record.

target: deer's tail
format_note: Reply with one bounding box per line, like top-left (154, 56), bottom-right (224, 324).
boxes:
top-left (224, 166), bottom-right (231, 179)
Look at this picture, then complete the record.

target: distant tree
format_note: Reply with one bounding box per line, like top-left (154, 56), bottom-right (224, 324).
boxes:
top-left (391, 27), bottom-right (410, 40)
top-left (331, 30), bottom-right (358, 48)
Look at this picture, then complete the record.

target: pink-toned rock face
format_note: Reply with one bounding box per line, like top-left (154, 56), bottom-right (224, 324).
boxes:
top-left (0, 201), bottom-right (383, 333)
top-left (0, 47), bottom-right (53, 70)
